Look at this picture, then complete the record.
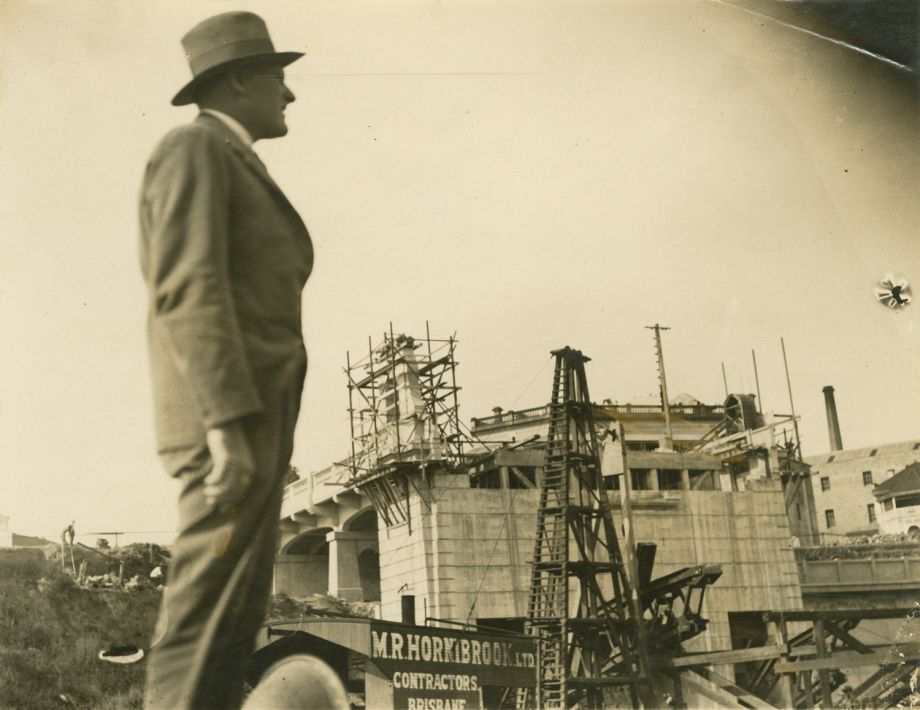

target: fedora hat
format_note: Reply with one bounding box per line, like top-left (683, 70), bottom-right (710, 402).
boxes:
top-left (172, 11), bottom-right (303, 107)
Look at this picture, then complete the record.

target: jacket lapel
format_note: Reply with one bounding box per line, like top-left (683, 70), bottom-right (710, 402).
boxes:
top-left (194, 114), bottom-right (307, 232)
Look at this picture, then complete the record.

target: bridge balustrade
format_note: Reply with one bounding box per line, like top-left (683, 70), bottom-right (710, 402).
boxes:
top-left (281, 462), bottom-right (352, 519)
top-left (795, 545), bottom-right (920, 594)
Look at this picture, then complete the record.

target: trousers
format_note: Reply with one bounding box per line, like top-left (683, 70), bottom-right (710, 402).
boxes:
top-left (144, 365), bottom-right (304, 710)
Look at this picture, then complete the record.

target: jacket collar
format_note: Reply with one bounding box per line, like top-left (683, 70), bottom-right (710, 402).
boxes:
top-left (194, 112), bottom-right (282, 195)
top-left (200, 108), bottom-right (254, 147)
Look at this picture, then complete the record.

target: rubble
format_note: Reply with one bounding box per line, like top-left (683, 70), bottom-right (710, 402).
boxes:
top-left (269, 592), bottom-right (376, 620)
top-left (799, 533), bottom-right (920, 561)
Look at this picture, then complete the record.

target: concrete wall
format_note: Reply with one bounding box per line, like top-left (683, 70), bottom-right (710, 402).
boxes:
top-left (375, 471), bottom-right (550, 623)
top-left (376, 479), bottom-right (440, 621)
top-left (274, 553), bottom-right (328, 597)
top-left (607, 412), bottom-right (723, 449)
top-left (627, 482), bottom-right (803, 658)
top-left (376, 472), bottom-right (802, 665)
top-left (421, 486), bottom-right (537, 623)
top-left (805, 439), bottom-right (920, 539)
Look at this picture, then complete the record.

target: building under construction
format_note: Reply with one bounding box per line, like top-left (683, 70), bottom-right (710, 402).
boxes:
top-left (266, 328), bottom-right (920, 709)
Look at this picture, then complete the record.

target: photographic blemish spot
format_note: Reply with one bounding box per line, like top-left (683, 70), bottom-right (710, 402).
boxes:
top-left (875, 274), bottom-right (912, 311)
top-left (211, 527), bottom-right (232, 557)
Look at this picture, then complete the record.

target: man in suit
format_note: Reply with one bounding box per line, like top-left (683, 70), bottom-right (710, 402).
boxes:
top-left (139, 12), bottom-right (315, 708)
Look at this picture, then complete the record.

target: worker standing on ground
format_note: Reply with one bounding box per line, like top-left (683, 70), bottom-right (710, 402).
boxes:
top-left (61, 520), bottom-right (75, 547)
top-left (138, 12), bottom-right (314, 709)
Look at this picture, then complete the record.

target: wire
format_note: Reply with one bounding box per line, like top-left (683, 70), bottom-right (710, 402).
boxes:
top-left (465, 513), bottom-right (511, 625)
top-left (508, 356), bottom-right (554, 410)
top-left (423, 354), bottom-right (554, 510)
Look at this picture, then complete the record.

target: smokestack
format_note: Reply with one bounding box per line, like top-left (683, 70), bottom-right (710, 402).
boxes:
top-left (822, 386), bottom-right (843, 451)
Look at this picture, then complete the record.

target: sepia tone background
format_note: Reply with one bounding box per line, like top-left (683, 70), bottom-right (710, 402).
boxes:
top-left (1, 0), bottom-right (917, 545)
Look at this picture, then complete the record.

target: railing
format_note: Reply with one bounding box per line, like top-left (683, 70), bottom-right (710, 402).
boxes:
top-left (795, 546), bottom-right (920, 594)
top-left (284, 475), bottom-right (312, 499)
top-left (281, 460), bottom-right (353, 517)
top-left (607, 404), bottom-right (724, 416)
top-left (470, 405), bottom-right (552, 429)
top-left (313, 462), bottom-right (350, 490)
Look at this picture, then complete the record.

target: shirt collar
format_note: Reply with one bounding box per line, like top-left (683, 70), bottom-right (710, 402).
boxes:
top-left (201, 108), bottom-right (254, 147)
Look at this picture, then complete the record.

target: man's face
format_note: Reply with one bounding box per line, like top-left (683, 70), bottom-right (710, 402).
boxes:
top-left (240, 62), bottom-right (296, 140)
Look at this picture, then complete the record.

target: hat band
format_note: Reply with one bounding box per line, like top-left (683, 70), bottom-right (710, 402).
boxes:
top-left (189, 37), bottom-right (277, 75)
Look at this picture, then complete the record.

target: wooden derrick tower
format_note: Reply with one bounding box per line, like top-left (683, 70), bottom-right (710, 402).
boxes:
top-left (520, 347), bottom-right (647, 709)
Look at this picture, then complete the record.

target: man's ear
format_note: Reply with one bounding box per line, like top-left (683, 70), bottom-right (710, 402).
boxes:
top-left (226, 68), bottom-right (252, 97)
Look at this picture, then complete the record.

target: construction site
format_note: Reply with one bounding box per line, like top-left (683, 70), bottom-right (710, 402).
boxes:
top-left (255, 326), bottom-right (920, 709)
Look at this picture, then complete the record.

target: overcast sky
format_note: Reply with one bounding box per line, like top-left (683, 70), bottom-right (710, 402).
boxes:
top-left (1, 1), bottom-right (917, 543)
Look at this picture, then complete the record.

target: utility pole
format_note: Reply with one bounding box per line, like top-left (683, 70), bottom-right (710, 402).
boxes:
top-left (751, 349), bottom-right (763, 411)
top-left (646, 324), bottom-right (674, 449)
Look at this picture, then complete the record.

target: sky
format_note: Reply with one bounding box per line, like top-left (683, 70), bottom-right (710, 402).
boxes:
top-left (1, 1), bottom-right (917, 545)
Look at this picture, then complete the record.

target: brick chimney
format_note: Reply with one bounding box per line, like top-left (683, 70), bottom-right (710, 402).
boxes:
top-left (822, 386), bottom-right (843, 451)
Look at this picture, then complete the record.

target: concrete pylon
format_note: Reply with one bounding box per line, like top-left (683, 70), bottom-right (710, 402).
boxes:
top-left (326, 529), bottom-right (376, 601)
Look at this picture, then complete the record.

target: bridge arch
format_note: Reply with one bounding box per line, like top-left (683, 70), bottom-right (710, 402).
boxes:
top-left (282, 526), bottom-right (333, 555)
top-left (275, 527), bottom-right (332, 597)
top-left (343, 506), bottom-right (378, 532)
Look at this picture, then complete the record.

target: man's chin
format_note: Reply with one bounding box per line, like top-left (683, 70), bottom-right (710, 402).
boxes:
top-left (267, 122), bottom-right (289, 139)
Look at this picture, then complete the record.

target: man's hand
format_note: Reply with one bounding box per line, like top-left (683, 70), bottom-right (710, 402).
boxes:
top-left (204, 421), bottom-right (255, 510)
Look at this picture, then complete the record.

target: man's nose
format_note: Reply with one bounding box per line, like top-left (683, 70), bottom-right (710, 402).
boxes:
top-left (283, 83), bottom-right (295, 103)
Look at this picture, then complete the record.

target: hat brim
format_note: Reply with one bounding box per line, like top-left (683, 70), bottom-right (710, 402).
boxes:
top-left (171, 51), bottom-right (304, 107)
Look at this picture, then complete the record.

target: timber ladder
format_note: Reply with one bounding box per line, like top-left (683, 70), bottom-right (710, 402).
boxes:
top-left (518, 347), bottom-right (646, 709)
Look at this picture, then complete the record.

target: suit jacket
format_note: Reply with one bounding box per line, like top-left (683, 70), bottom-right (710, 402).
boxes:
top-left (139, 113), bottom-right (313, 453)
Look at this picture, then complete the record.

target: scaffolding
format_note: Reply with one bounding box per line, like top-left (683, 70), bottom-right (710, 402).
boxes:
top-left (344, 324), bottom-right (465, 525)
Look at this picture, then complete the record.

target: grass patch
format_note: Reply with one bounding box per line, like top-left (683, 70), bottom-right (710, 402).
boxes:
top-left (0, 549), bottom-right (160, 709)
top-left (1, 549), bottom-right (375, 708)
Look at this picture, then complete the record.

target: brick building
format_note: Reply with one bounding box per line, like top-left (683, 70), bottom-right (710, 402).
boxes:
top-left (805, 439), bottom-right (920, 540)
